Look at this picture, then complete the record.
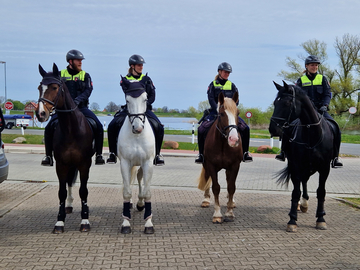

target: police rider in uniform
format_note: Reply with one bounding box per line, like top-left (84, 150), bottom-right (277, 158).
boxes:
top-left (275, 55), bottom-right (343, 168)
top-left (106, 54), bottom-right (165, 166)
top-left (195, 62), bottom-right (253, 164)
top-left (41, 49), bottom-right (105, 166)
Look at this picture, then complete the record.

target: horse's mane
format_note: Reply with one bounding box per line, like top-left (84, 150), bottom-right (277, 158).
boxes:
top-left (222, 97), bottom-right (238, 116)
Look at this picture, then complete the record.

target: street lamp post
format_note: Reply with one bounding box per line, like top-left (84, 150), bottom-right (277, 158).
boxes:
top-left (0, 61), bottom-right (6, 102)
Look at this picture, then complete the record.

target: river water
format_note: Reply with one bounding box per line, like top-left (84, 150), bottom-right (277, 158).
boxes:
top-left (31, 116), bottom-right (199, 131)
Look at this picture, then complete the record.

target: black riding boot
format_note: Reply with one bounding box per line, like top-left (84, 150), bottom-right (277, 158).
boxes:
top-left (275, 137), bottom-right (286, 162)
top-left (151, 120), bottom-right (165, 166)
top-left (331, 128), bottom-right (343, 168)
top-left (240, 127), bottom-right (253, 163)
top-left (106, 113), bottom-right (126, 164)
top-left (41, 119), bottom-right (56, 166)
top-left (95, 129), bottom-right (105, 165)
top-left (195, 131), bottom-right (205, 164)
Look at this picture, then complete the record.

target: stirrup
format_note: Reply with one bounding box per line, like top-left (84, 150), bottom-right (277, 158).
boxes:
top-left (41, 156), bottom-right (53, 166)
top-left (195, 154), bottom-right (204, 164)
top-left (243, 152), bottom-right (253, 163)
top-left (154, 155), bottom-right (165, 166)
top-left (331, 157), bottom-right (343, 168)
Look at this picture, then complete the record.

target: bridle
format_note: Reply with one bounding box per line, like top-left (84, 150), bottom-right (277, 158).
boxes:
top-left (215, 105), bottom-right (239, 139)
top-left (38, 78), bottom-right (78, 114)
top-left (270, 88), bottom-right (325, 149)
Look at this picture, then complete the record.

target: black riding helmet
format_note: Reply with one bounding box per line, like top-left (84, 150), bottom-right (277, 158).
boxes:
top-left (66, 50), bottom-right (85, 62)
top-left (218, 62), bottom-right (232, 73)
top-left (129, 54), bottom-right (146, 66)
top-left (305, 55), bottom-right (321, 66)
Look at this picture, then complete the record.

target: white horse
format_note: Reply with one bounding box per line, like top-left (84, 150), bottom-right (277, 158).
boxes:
top-left (117, 86), bottom-right (155, 234)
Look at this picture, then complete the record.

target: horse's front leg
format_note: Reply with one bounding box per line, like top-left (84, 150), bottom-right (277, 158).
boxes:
top-left (316, 168), bottom-right (329, 230)
top-left (224, 167), bottom-right (239, 222)
top-left (209, 170), bottom-right (222, 224)
top-left (120, 160), bottom-right (133, 234)
top-left (140, 161), bottom-right (154, 234)
top-left (66, 170), bottom-right (78, 214)
top-left (287, 178), bottom-right (302, 232)
top-left (79, 166), bottom-right (91, 232)
top-left (53, 180), bottom-right (67, 234)
top-left (136, 167), bottom-right (145, 211)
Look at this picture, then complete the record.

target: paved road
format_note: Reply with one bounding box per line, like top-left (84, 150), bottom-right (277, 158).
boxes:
top-left (3, 128), bottom-right (360, 156)
top-left (1, 147), bottom-right (359, 269)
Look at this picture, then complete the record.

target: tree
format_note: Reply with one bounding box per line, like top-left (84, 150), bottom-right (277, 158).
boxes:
top-left (105, 101), bottom-right (119, 112)
top-left (90, 102), bottom-right (100, 111)
top-left (278, 35), bottom-right (360, 115)
top-left (198, 100), bottom-right (210, 112)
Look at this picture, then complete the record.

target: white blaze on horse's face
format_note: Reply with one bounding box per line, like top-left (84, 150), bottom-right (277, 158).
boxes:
top-left (225, 108), bottom-right (239, 147)
top-left (37, 84), bottom-right (50, 122)
top-left (126, 92), bottom-right (148, 134)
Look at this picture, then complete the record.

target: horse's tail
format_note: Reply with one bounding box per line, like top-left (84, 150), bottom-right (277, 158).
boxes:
top-left (197, 167), bottom-right (212, 191)
top-left (274, 165), bottom-right (291, 188)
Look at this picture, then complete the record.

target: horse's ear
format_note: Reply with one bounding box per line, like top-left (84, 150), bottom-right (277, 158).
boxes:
top-left (232, 91), bottom-right (239, 103)
top-left (52, 63), bottom-right (59, 75)
top-left (273, 81), bottom-right (282, 91)
top-left (282, 80), bottom-right (289, 88)
top-left (218, 92), bottom-right (225, 104)
top-left (39, 64), bottom-right (47, 77)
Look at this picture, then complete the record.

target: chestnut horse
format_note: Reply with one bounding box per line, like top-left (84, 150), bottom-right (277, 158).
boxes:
top-left (36, 63), bottom-right (95, 233)
top-left (269, 81), bottom-right (334, 232)
top-left (197, 92), bottom-right (243, 223)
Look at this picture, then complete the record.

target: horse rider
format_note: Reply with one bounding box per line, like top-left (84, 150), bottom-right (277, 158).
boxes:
top-left (41, 49), bottom-right (105, 166)
top-left (106, 54), bottom-right (165, 166)
top-left (275, 55), bottom-right (343, 168)
top-left (195, 62), bottom-right (253, 164)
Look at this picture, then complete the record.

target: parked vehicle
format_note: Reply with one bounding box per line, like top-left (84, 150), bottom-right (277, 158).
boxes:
top-left (3, 114), bottom-right (31, 129)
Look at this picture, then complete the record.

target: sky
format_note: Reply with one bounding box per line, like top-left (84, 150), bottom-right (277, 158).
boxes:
top-left (1, 0), bottom-right (360, 112)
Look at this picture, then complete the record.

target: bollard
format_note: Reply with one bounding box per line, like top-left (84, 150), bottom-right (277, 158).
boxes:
top-left (21, 126), bottom-right (24, 135)
top-left (103, 121), bottom-right (107, 132)
top-left (270, 137), bottom-right (273, 148)
top-left (278, 138), bottom-right (282, 149)
top-left (192, 122), bottom-right (195, 144)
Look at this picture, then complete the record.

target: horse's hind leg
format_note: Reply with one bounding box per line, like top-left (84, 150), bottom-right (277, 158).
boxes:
top-left (211, 174), bottom-right (222, 224)
top-left (224, 169), bottom-right (237, 222)
top-left (201, 188), bottom-right (211, 208)
top-left (120, 161), bottom-right (133, 234)
top-left (141, 162), bottom-right (154, 234)
top-left (316, 170), bottom-right (329, 230)
top-left (287, 178), bottom-right (302, 232)
top-left (79, 166), bottom-right (91, 232)
top-left (299, 181), bottom-right (309, 213)
top-left (66, 170), bottom-right (78, 214)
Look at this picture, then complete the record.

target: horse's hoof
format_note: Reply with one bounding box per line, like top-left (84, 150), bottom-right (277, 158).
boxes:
top-left (316, 222), bottom-right (327, 230)
top-left (80, 224), bottom-right (90, 232)
top-left (144, 226), bottom-right (154, 234)
top-left (52, 226), bottom-right (64, 234)
top-left (224, 216), bottom-right (234, 222)
top-left (65, 207), bottom-right (73, 214)
top-left (137, 204), bottom-right (145, 212)
top-left (121, 226), bottom-right (131, 234)
top-left (212, 217), bottom-right (223, 224)
top-left (300, 205), bottom-right (308, 213)
top-left (201, 202), bottom-right (210, 208)
top-left (286, 224), bottom-right (297, 232)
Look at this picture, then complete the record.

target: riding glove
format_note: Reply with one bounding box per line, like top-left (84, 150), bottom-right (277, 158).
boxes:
top-left (320, 105), bottom-right (328, 112)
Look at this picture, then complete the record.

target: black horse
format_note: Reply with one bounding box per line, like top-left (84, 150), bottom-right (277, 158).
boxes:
top-left (36, 63), bottom-right (95, 233)
top-left (269, 81), bottom-right (334, 232)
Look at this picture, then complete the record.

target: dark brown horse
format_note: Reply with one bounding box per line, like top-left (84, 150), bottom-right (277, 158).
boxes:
top-left (269, 81), bottom-right (334, 232)
top-left (36, 63), bottom-right (95, 233)
top-left (197, 92), bottom-right (243, 223)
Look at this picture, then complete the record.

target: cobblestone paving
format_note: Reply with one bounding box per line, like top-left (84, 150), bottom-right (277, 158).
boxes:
top-left (1, 181), bottom-right (359, 270)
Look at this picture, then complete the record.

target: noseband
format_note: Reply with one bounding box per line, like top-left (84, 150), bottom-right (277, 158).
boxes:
top-left (128, 113), bottom-right (146, 125)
